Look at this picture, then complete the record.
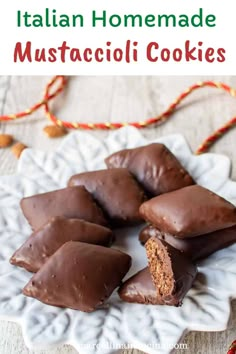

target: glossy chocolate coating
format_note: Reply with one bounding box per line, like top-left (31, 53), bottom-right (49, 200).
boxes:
top-left (23, 241), bottom-right (132, 312)
top-left (145, 237), bottom-right (197, 306)
top-left (139, 225), bottom-right (155, 245)
top-left (68, 168), bottom-right (146, 226)
top-left (119, 267), bottom-right (162, 305)
top-left (105, 143), bottom-right (194, 196)
top-left (140, 185), bottom-right (236, 238)
top-left (21, 186), bottom-right (107, 231)
top-left (10, 217), bottom-right (113, 272)
top-left (139, 224), bottom-right (236, 262)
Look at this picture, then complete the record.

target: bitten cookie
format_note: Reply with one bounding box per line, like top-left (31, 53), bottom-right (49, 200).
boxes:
top-left (145, 237), bottom-right (197, 306)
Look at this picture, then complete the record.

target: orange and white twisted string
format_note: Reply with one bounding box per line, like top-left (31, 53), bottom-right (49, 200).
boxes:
top-left (1, 76), bottom-right (236, 154)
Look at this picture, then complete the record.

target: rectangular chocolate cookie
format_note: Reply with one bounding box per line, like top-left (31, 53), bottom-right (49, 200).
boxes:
top-left (10, 217), bottom-right (113, 272)
top-left (140, 185), bottom-right (236, 238)
top-left (105, 143), bottom-right (194, 196)
top-left (68, 168), bottom-right (146, 226)
top-left (21, 186), bottom-right (107, 230)
top-left (23, 241), bottom-right (132, 312)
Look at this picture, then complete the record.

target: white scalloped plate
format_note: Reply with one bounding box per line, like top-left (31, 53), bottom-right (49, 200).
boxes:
top-left (0, 126), bottom-right (236, 354)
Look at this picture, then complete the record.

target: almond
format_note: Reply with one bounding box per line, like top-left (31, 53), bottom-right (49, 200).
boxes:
top-left (43, 125), bottom-right (67, 138)
top-left (11, 142), bottom-right (27, 159)
top-left (0, 134), bottom-right (13, 148)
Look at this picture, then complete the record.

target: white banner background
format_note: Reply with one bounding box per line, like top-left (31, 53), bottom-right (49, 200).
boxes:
top-left (0, 0), bottom-right (234, 75)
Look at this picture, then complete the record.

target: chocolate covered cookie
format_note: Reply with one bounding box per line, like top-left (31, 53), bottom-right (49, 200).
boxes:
top-left (10, 217), bottom-right (113, 272)
top-left (23, 241), bottom-right (131, 312)
top-left (68, 168), bottom-right (146, 226)
top-left (140, 224), bottom-right (236, 261)
top-left (21, 186), bottom-right (107, 230)
top-left (105, 143), bottom-right (194, 196)
top-left (140, 185), bottom-right (236, 238)
top-left (145, 237), bottom-right (197, 306)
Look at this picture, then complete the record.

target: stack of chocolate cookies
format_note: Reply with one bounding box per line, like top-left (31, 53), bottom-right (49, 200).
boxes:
top-left (10, 142), bottom-right (236, 311)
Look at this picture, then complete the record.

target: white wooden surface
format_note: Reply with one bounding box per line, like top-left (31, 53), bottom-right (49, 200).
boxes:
top-left (0, 76), bottom-right (236, 354)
